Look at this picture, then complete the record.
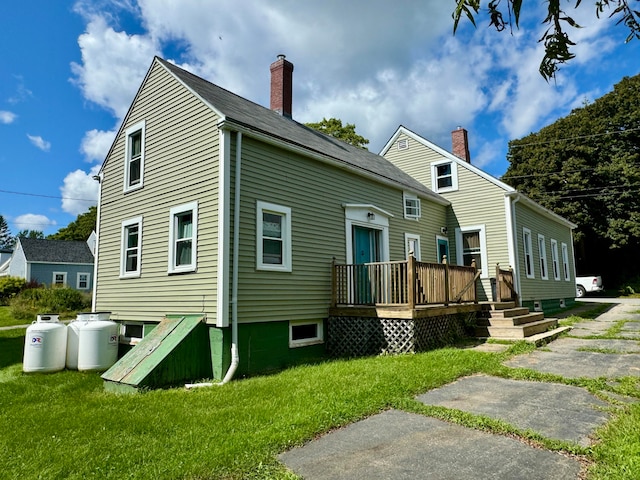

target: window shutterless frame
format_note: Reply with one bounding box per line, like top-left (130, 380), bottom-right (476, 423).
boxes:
top-left (77, 272), bottom-right (90, 289)
top-left (120, 216), bottom-right (143, 278)
top-left (523, 228), bottom-right (534, 279)
top-left (256, 201), bottom-right (292, 272)
top-left (168, 202), bottom-right (198, 274)
top-left (403, 193), bottom-right (421, 219)
top-left (124, 120), bottom-right (145, 192)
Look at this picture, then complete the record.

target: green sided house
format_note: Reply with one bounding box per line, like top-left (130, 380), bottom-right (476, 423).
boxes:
top-left (94, 56), bottom-right (474, 390)
top-left (380, 125), bottom-right (578, 312)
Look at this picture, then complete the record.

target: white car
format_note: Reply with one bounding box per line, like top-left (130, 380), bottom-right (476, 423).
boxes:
top-left (576, 275), bottom-right (604, 298)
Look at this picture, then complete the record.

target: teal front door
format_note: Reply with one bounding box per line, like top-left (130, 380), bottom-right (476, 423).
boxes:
top-left (353, 226), bottom-right (380, 303)
top-left (437, 238), bottom-right (449, 263)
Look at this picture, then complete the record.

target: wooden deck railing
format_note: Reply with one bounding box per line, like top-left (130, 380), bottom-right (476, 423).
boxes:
top-left (332, 256), bottom-right (479, 307)
top-left (495, 264), bottom-right (518, 303)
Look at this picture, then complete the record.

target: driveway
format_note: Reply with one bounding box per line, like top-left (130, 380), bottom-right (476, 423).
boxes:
top-left (279, 299), bottom-right (640, 479)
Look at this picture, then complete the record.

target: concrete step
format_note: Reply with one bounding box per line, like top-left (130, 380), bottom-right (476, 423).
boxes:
top-left (478, 318), bottom-right (559, 339)
top-left (523, 325), bottom-right (571, 346)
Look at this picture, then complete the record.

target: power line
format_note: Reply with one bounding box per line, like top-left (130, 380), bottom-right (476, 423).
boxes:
top-left (510, 126), bottom-right (640, 148)
top-left (0, 188), bottom-right (96, 202)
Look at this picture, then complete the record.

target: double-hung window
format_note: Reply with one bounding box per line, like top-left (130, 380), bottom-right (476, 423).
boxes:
top-left (121, 216), bottom-right (143, 278)
top-left (561, 242), bottom-right (571, 281)
top-left (257, 201), bottom-right (292, 271)
top-left (523, 228), bottom-right (534, 278)
top-left (455, 225), bottom-right (487, 277)
top-left (124, 121), bottom-right (145, 192)
top-left (53, 272), bottom-right (67, 286)
top-left (169, 202), bottom-right (198, 274)
top-left (403, 193), bottom-right (421, 219)
top-left (431, 160), bottom-right (458, 192)
top-left (77, 273), bottom-right (90, 290)
top-left (550, 239), bottom-right (560, 280)
top-left (538, 234), bottom-right (548, 280)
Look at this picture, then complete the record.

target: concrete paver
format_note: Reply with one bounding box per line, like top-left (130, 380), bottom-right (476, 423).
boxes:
top-left (279, 300), bottom-right (640, 479)
top-left (279, 410), bottom-right (582, 480)
top-left (416, 375), bottom-right (609, 446)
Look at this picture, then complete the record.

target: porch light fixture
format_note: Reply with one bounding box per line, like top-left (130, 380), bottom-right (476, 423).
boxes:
top-left (367, 212), bottom-right (375, 220)
top-left (441, 226), bottom-right (448, 235)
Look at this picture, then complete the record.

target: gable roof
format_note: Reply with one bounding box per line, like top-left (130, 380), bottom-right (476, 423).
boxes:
top-left (18, 238), bottom-right (94, 264)
top-left (381, 125), bottom-right (577, 229)
top-left (150, 57), bottom-right (447, 206)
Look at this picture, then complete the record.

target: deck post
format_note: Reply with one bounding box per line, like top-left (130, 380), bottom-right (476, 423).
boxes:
top-left (495, 263), bottom-right (501, 303)
top-left (443, 255), bottom-right (450, 306)
top-left (472, 259), bottom-right (478, 303)
top-left (407, 254), bottom-right (416, 309)
top-left (331, 257), bottom-right (337, 308)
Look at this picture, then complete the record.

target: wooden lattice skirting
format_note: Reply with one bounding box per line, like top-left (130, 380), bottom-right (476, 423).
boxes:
top-left (327, 312), bottom-right (477, 358)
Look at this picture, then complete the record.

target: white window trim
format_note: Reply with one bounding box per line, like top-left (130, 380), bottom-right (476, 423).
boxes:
top-left (538, 234), bottom-right (548, 280)
top-left (256, 201), bottom-right (292, 272)
top-left (403, 193), bottom-right (421, 220)
top-left (404, 233), bottom-right (421, 261)
top-left (523, 228), bottom-right (535, 279)
top-left (455, 225), bottom-right (488, 279)
top-left (550, 239), bottom-right (560, 281)
top-left (289, 319), bottom-right (324, 348)
top-left (168, 202), bottom-right (198, 274)
top-left (120, 216), bottom-right (143, 278)
top-left (76, 272), bottom-right (91, 290)
top-left (52, 271), bottom-right (67, 286)
top-left (561, 242), bottom-right (571, 281)
top-left (123, 120), bottom-right (146, 193)
top-left (343, 204), bottom-right (392, 264)
top-left (397, 138), bottom-right (409, 150)
top-left (431, 159), bottom-right (459, 193)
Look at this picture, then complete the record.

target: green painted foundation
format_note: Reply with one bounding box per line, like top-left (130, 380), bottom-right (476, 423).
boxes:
top-left (521, 298), bottom-right (576, 316)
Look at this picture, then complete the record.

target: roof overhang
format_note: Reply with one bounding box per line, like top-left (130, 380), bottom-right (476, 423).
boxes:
top-left (506, 191), bottom-right (578, 229)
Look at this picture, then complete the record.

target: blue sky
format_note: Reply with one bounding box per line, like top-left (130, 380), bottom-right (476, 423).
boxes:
top-left (1, 0), bottom-right (638, 237)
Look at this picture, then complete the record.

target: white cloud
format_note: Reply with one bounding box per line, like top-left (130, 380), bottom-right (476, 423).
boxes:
top-left (27, 134), bottom-right (51, 152)
top-left (13, 214), bottom-right (57, 232)
top-left (71, 15), bottom-right (159, 119)
top-left (60, 165), bottom-right (100, 216)
top-left (81, 128), bottom-right (117, 162)
top-left (0, 111), bottom-right (17, 124)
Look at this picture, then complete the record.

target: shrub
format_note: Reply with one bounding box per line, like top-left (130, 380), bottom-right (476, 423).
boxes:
top-left (0, 277), bottom-right (27, 305)
top-left (9, 287), bottom-right (91, 321)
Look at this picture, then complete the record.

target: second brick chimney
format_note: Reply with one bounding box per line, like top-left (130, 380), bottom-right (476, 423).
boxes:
top-left (451, 127), bottom-right (471, 163)
top-left (270, 54), bottom-right (294, 118)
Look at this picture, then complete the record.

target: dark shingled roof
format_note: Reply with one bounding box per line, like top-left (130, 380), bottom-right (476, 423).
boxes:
top-left (156, 57), bottom-right (446, 204)
top-left (19, 238), bottom-right (94, 264)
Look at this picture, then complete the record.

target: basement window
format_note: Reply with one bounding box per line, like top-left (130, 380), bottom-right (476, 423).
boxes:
top-left (289, 320), bottom-right (323, 348)
top-left (120, 322), bottom-right (144, 345)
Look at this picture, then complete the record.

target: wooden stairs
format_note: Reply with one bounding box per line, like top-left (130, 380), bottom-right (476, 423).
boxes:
top-left (475, 301), bottom-right (571, 345)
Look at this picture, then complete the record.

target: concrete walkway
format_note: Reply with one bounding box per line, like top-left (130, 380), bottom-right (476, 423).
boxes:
top-left (279, 299), bottom-right (640, 479)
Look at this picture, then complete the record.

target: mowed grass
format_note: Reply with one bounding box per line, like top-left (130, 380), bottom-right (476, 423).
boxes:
top-left (2, 303), bottom-right (640, 479)
top-left (0, 306), bottom-right (30, 328)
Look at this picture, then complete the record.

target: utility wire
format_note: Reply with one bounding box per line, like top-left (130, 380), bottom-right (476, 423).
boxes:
top-left (0, 188), bottom-right (96, 202)
top-left (510, 126), bottom-right (640, 148)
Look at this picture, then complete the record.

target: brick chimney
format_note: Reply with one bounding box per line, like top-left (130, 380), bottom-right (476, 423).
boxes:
top-left (270, 54), bottom-right (294, 118)
top-left (451, 126), bottom-right (471, 163)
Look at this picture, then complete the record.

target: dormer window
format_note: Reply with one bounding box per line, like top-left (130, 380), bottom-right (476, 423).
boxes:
top-left (124, 121), bottom-right (145, 192)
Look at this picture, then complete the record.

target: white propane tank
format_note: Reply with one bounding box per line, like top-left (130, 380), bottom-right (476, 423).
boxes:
top-left (65, 321), bottom-right (82, 370)
top-left (23, 314), bottom-right (68, 373)
top-left (77, 314), bottom-right (118, 371)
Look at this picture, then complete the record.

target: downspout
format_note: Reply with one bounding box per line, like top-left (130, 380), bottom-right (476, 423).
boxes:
top-left (186, 131), bottom-right (242, 389)
top-left (218, 131), bottom-right (242, 384)
top-left (506, 193), bottom-right (522, 305)
top-left (91, 172), bottom-right (104, 310)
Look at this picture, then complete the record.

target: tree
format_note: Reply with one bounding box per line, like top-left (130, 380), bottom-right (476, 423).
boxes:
top-left (305, 118), bottom-right (370, 149)
top-left (17, 230), bottom-right (44, 239)
top-left (453, 0), bottom-right (640, 80)
top-left (48, 206), bottom-right (97, 241)
top-left (0, 215), bottom-right (12, 249)
top-left (502, 73), bottom-right (640, 283)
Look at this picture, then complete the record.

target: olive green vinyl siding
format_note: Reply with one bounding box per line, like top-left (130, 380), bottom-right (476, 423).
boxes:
top-left (383, 132), bottom-right (510, 300)
top-left (95, 62), bottom-right (220, 323)
top-left (514, 201), bottom-right (575, 302)
top-left (234, 136), bottom-right (447, 324)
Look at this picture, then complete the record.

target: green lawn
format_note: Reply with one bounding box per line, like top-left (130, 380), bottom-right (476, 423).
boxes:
top-left (1, 306), bottom-right (639, 479)
top-left (0, 305), bottom-right (31, 327)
